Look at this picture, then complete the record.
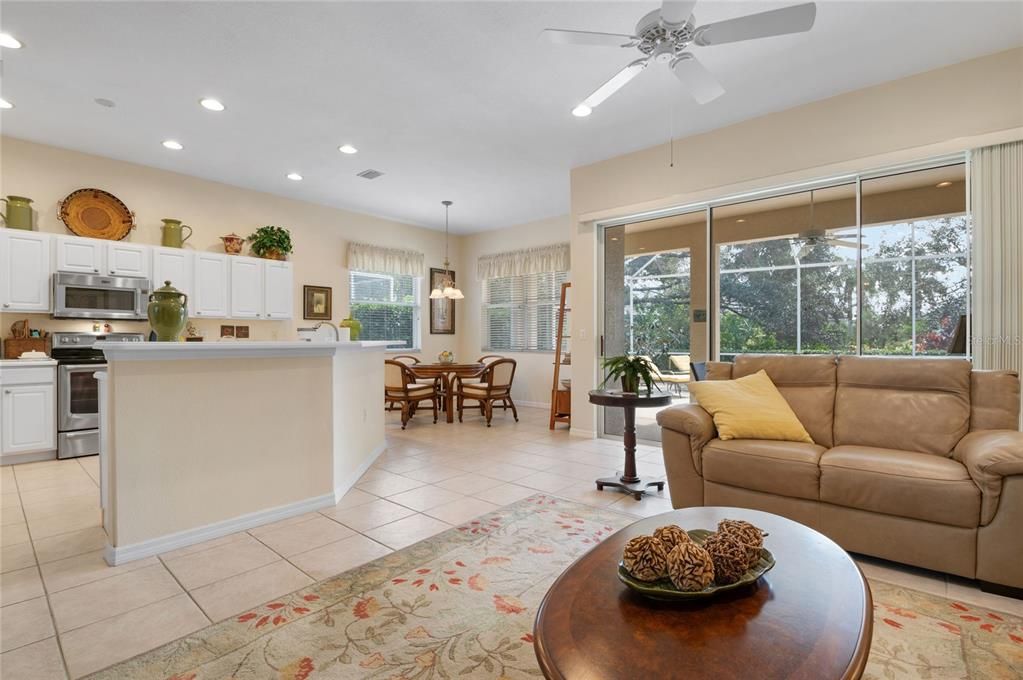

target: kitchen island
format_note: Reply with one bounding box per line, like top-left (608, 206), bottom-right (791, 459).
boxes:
top-left (94, 340), bottom-right (391, 565)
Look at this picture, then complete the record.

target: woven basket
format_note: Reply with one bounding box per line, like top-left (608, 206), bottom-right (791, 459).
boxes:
top-left (59, 188), bottom-right (135, 240)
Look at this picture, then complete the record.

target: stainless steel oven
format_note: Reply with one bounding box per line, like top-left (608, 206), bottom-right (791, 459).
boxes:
top-left (52, 332), bottom-right (145, 459)
top-left (53, 271), bottom-right (149, 320)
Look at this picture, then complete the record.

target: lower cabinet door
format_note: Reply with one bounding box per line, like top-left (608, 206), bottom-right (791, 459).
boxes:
top-left (1, 384), bottom-right (56, 454)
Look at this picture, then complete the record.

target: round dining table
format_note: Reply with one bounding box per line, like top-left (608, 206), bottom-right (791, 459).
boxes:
top-left (409, 362), bottom-right (486, 423)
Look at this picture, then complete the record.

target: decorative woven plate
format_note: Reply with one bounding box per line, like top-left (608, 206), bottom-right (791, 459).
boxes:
top-left (617, 529), bottom-right (776, 601)
top-left (59, 188), bottom-right (135, 240)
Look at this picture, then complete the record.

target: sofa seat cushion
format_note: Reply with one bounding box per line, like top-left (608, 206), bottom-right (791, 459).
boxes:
top-left (702, 439), bottom-right (825, 501)
top-left (820, 445), bottom-right (980, 528)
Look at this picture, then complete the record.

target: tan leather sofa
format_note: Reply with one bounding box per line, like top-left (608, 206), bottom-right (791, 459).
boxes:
top-left (657, 355), bottom-right (1023, 595)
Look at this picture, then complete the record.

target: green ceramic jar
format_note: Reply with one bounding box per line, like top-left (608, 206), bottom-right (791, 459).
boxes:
top-left (1, 196), bottom-right (34, 230)
top-left (340, 317), bottom-right (362, 341)
top-left (148, 281), bottom-right (188, 342)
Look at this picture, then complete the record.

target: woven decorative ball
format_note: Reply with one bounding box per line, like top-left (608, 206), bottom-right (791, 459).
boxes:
top-left (653, 525), bottom-right (692, 553)
top-left (702, 532), bottom-right (749, 585)
top-left (717, 519), bottom-right (765, 568)
top-left (666, 542), bottom-right (715, 592)
top-left (622, 535), bottom-right (668, 582)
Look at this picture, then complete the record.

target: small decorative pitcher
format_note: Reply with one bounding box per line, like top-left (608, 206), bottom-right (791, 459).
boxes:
top-left (220, 233), bottom-right (245, 255)
top-left (160, 219), bottom-right (193, 248)
top-left (0, 196), bottom-right (33, 230)
top-left (147, 280), bottom-right (188, 342)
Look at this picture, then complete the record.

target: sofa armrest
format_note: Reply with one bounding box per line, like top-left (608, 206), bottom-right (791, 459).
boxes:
top-left (656, 404), bottom-right (717, 472)
top-left (953, 430), bottom-right (1023, 525)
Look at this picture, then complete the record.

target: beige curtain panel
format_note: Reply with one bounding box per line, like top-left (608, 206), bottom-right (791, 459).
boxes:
top-left (347, 242), bottom-right (425, 277)
top-left (477, 243), bottom-right (570, 280)
top-left (971, 139), bottom-right (1023, 423)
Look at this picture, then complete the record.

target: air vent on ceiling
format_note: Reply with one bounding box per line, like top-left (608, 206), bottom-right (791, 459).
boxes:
top-left (356, 169), bottom-right (384, 180)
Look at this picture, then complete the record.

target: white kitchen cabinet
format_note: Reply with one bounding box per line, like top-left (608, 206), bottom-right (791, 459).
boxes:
top-left (55, 235), bottom-right (105, 274)
top-left (263, 261), bottom-right (293, 320)
top-left (107, 242), bottom-right (150, 278)
top-left (193, 252), bottom-right (229, 318)
top-left (1, 364), bottom-right (56, 461)
top-left (229, 257), bottom-right (264, 319)
top-left (0, 230), bottom-right (51, 312)
top-left (152, 247), bottom-right (193, 299)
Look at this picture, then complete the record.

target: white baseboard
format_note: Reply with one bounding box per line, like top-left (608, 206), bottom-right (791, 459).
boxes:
top-left (1, 450), bottom-right (57, 466)
top-left (569, 428), bottom-right (597, 439)
top-left (334, 441), bottom-right (387, 503)
top-left (515, 400), bottom-right (550, 409)
top-left (104, 492), bottom-right (335, 566)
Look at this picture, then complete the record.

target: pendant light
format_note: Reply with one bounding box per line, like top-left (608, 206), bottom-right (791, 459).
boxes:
top-left (430, 200), bottom-right (464, 300)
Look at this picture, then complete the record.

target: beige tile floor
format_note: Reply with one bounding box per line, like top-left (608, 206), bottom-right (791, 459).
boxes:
top-left (1, 405), bottom-right (1021, 678)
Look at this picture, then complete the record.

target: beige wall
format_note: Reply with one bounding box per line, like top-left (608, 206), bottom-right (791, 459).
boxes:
top-left (568, 48), bottom-right (1023, 436)
top-left (457, 214), bottom-right (571, 406)
top-left (0, 136), bottom-right (462, 359)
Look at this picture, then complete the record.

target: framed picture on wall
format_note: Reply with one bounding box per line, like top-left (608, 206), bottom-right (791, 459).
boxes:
top-left (430, 267), bottom-right (455, 334)
top-left (303, 285), bottom-right (332, 320)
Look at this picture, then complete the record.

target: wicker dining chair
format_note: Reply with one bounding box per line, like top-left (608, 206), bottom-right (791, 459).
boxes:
top-left (384, 359), bottom-right (440, 429)
top-left (453, 358), bottom-right (518, 426)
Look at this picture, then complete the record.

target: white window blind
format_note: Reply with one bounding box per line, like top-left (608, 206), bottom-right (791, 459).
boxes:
top-left (482, 271), bottom-right (567, 352)
top-left (349, 271), bottom-right (420, 350)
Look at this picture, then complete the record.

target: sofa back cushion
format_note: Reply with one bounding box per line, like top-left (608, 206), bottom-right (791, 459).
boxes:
top-left (834, 356), bottom-right (971, 456)
top-left (732, 355), bottom-right (837, 447)
top-left (970, 370), bottom-right (1021, 431)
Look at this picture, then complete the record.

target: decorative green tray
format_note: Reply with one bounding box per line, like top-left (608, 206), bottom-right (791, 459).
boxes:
top-left (617, 529), bottom-right (775, 601)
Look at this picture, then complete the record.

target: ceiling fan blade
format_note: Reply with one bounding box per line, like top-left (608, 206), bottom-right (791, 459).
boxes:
top-left (660, 0), bottom-right (697, 27)
top-left (823, 237), bottom-right (866, 249)
top-left (581, 59), bottom-right (649, 109)
top-left (693, 3), bottom-right (817, 46)
top-left (541, 28), bottom-right (636, 47)
top-left (670, 54), bottom-right (724, 104)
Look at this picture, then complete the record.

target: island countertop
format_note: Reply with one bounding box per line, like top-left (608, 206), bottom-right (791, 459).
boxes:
top-left (95, 339), bottom-right (395, 360)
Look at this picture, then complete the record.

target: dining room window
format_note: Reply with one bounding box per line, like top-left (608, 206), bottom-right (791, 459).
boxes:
top-left (349, 270), bottom-right (420, 350)
top-left (482, 271), bottom-right (567, 352)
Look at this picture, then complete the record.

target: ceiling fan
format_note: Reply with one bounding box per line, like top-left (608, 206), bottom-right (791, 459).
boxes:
top-left (790, 189), bottom-right (864, 260)
top-left (542, 1), bottom-right (817, 114)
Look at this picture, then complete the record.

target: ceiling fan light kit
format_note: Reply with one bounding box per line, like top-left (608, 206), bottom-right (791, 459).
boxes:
top-left (543, 1), bottom-right (817, 114)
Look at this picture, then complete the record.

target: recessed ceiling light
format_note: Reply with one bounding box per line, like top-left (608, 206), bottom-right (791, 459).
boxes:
top-left (338, 144), bottom-right (358, 154)
top-left (287, 172), bottom-right (303, 181)
top-left (94, 97), bottom-right (116, 108)
top-left (935, 181), bottom-right (953, 188)
top-left (162, 140), bottom-right (183, 150)
top-left (610, 237), bottom-right (619, 241)
top-left (736, 218), bottom-right (746, 223)
top-left (0, 33), bottom-right (22, 49)
top-left (199, 98), bottom-right (225, 112)
top-left (571, 104), bottom-right (592, 118)
top-left (0, 98), bottom-right (13, 110)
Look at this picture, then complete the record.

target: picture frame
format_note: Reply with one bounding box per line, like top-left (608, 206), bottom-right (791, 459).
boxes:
top-left (429, 267), bottom-right (456, 335)
top-left (303, 285), bottom-right (332, 320)
top-left (220, 325), bottom-right (235, 339)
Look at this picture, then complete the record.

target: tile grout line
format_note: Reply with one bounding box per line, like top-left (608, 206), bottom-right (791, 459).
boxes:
top-left (155, 554), bottom-right (213, 627)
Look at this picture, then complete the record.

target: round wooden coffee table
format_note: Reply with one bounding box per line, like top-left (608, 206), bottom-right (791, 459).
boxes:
top-left (533, 507), bottom-right (872, 680)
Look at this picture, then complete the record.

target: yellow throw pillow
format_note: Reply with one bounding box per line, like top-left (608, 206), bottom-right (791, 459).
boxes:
top-left (688, 369), bottom-right (814, 444)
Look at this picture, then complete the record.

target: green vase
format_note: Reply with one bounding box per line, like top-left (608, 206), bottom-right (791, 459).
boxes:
top-left (340, 317), bottom-right (362, 341)
top-left (148, 281), bottom-right (188, 342)
top-left (1, 196), bottom-right (33, 230)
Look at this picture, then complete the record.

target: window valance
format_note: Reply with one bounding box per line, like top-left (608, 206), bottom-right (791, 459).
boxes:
top-left (477, 243), bottom-right (570, 280)
top-left (347, 242), bottom-right (425, 277)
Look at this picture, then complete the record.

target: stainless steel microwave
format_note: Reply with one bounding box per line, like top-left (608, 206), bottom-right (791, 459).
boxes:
top-left (52, 271), bottom-right (149, 320)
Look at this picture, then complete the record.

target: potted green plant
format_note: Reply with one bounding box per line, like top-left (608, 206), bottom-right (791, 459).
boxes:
top-left (600, 355), bottom-right (659, 395)
top-left (247, 225), bottom-right (293, 260)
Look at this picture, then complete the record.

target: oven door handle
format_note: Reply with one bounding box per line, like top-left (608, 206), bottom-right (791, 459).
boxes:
top-left (61, 363), bottom-right (107, 371)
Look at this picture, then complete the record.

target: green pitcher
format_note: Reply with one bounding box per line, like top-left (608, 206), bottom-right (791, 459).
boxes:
top-left (160, 218), bottom-right (193, 248)
top-left (148, 281), bottom-right (188, 342)
top-left (0, 196), bottom-right (33, 230)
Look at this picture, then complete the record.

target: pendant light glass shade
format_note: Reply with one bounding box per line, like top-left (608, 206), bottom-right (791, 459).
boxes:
top-left (431, 200), bottom-right (463, 300)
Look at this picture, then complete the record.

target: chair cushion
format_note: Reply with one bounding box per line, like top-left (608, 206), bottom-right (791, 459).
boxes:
top-left (386, 385), bottom-right (435, 399)
top-left (820, 445), bottom-right (980, 528)
top-left (462, 382), bottom-right (510, 397)
top-left (702, 439), bottom-right (825, 501)
top-left (688, 370), bottom-right (814, 444)
top-left (833, 356), bottom-right (971, 456)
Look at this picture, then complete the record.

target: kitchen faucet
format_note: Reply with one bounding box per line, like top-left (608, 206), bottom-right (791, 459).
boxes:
top-left (313, 321), bottom-right (340, 341)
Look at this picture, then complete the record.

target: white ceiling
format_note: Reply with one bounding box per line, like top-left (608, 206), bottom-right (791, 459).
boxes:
top-left (1, 1), bottom-right (1020, 233)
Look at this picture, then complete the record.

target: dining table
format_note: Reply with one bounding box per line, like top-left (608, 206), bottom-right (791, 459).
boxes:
top-left (409, 362), bottom-right (486, 423)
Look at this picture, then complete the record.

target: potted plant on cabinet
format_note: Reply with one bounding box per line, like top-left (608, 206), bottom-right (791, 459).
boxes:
top-left (600, 355), bottom-right (659, 395)
top-left (247, 225), bottom-right (293, 260)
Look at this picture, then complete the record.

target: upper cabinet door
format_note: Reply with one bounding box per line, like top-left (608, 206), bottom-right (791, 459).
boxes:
top-left (107, 242), bottom-right (150, 278)
top-left (229, 257), bottom-right (264, 319)
top-left (0, 231), bottom-right (51, 312)
top-left (193, 253), bottom-right (229, 318)
top-left (152, 247), bottom-right (193, 299)
top-left (263, 261), bottom-right (293, 320)
top-left (55, 236), bottom-right (105, 274)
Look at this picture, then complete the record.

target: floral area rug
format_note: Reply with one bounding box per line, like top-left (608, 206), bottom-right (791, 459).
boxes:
top-left (86, 495), bottom-right (1023, 680)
